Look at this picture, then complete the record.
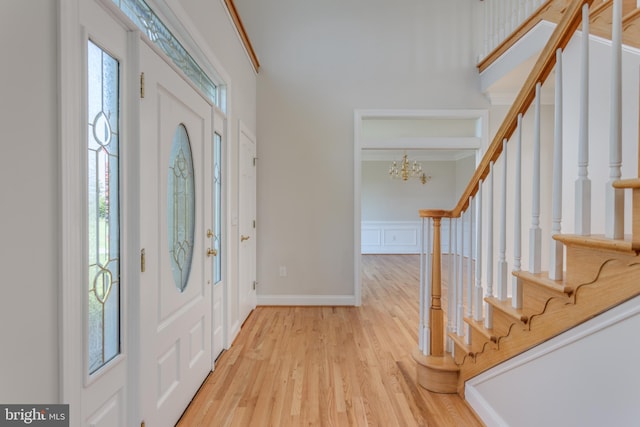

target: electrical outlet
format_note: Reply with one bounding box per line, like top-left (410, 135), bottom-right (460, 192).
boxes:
top-left (279, 266), bottom-right (287, 277)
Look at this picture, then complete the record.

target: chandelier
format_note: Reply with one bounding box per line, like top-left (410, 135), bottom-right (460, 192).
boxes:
top-left (388, 152), bottom-right (431, 184)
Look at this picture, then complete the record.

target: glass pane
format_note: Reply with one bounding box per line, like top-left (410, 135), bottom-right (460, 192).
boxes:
top-left (168, 125), bottom-right (196, 292)
top-left (213, 133), bottom-right (222, 284)
top-left (113, 0), bottom-right (219, 108)
top-left (88, 40), bottom-right (121, 374)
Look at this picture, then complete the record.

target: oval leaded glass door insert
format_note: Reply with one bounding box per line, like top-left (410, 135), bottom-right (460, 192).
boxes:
top-left (168, 124), bottom-right (195, 292)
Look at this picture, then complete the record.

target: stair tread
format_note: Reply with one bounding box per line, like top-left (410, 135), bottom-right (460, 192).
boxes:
top-left (412, 348), bottom-right (459, 372)
top-left (554, 234), bottom-right (637, 254)
top-left (463, 316), bottom-right (496, 342)
top-left (484, 297), bottom-right (528, 324)
top-left (513, 270), bottom-right (573, 295)
top-left (448, 331), bottom-right (473, 356)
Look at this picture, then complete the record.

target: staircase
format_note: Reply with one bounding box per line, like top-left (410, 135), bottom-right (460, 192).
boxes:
top-left (413, 0), bottom-right (640, 400)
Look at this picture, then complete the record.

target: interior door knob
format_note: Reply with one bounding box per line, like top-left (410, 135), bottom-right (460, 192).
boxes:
top-left (240, 235), bottom-right (250, 242)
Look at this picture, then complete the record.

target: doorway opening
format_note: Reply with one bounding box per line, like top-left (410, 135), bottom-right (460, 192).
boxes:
top-left (353, 109), bottom-right (488, 306)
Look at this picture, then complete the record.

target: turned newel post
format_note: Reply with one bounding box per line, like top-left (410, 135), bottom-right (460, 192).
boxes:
top-left (419, 209), bottom-right (448, 358)
top-left (415, 209), bottom-right (458, 394)
top-left (430, 216), bottom-right (444, 357)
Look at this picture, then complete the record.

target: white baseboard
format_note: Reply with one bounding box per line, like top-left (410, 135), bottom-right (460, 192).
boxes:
top-left (465, 385), bottom-right (509, 427)
top-left (257, 294), bottom-right (356, 306)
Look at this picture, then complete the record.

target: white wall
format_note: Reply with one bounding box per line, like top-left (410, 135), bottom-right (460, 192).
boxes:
top-left (361, 160), bottom-right (460, 221)
top-left (0, 0), bottom-right (59, 402)
top-left (455, 155), bottom-right (477, 198)
top-left (467, 296), bottom-right (640, 427)
top-left (234, 0), bottom-right (490, 299)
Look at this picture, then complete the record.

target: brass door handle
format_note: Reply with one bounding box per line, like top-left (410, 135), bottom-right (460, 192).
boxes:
top-left (240, 235), bottom-right (250, 242)
top-left (207, 248), bottom-right (218, 257)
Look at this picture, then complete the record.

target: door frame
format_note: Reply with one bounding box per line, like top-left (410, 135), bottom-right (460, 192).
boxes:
top-left (353, 109), bottom-right (488, 306)
top-left (59, 0), bottom-right (231, 424)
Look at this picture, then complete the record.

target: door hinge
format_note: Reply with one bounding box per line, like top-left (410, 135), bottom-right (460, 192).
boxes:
top-left (140, 72), bottom-right (145, 98)
top-left (253, 157), bottom-right (257, 166)
top-left (253, 220), bottom-right (256, 229)
top-left (253, 281), bottom-right (257, 290)
top-left (141, 248), bottom-right (146, 273)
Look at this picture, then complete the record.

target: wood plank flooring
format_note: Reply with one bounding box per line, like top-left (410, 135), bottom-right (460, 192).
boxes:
top-left (177, 255), bottom-right (483, 426)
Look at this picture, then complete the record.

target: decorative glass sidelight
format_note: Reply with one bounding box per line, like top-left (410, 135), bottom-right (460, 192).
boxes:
top-left (213, 132), bottom-right (222, 284)
top-left (168, 125), bottom-right (196, 292)
top-left (87, 40), bottom-right (121, 374)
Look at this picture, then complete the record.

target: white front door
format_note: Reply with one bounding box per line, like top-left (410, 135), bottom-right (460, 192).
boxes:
top-left (238, 123), bottom-right (257, 320)
top-left (139, 42), bottom-right (213, 426)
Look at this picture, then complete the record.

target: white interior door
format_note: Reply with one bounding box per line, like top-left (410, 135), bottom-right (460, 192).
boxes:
top-left (139, 42), bottom-right (213, 426)
top-left (238, 123), bottom-right (257, 321)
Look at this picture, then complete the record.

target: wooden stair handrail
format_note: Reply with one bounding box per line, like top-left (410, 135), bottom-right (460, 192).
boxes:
top-left (447, 0), bottom-right (595, 218)
top-left (417, 0), bottom-right (595, 373)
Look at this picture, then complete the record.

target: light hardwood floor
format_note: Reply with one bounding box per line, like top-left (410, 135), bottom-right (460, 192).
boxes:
top-left (177, 255), bottom-right (483, 426)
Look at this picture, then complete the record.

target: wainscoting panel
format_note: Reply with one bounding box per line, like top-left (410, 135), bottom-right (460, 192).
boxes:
top-left (362, 221), bottom-right (419, 254)
top-left (361, 221), bottom-right (451, 254)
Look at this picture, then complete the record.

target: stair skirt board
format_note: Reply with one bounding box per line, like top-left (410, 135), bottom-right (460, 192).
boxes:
top-left (257, 295), bottom-right (356, 306)
top-left (465, 295), bottom-right (640, 427)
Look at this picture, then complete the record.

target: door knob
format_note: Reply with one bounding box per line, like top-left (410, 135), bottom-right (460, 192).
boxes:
top-left (240, 235), bottom-right (250, 242)
top-left (207, 248), bottom-right (218, 257)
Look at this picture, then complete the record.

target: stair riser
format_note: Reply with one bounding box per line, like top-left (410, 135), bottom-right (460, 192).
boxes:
top-left (521, 281), bottom-right (571, 315)
top-left (467, 327), bottom-right (496, 354)
top-left (491, 307), bottom-right (523, 338)
top-left (565, 245), bottom-right (639, 287)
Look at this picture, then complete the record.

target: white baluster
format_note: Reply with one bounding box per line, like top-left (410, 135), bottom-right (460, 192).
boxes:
top-left (498, 139), bottom-right (509, 300)
top-left (498, 0), bottom-right (507, 43)
top-left (606, 0), bottom-right (624, 239)
top-left (423, 218), bottom-right (432, 355)
top-left (419, 217), bottom-right (425, 352)
top-left (530, 82), bottom-right (542, 273)
top-left (485, 162), bottom-right (495, 329)
top-left (504, 0), bottom-right (512, 36)
top-left (466, 196), bottom-right (474, 345)
top-left (550, 48), bottom-right (564, 281)
top-left (491, 0), bottom-right (497, 51)
top-left (457, 214), bottom-right (465, 337)
top-left (474, 179), bottom-right (484, 322)
top-left (447, 218), bottom-right (455, 353)
top-left (510, 0), bottom-right (517, 35)
top-left (576, 3), bottom-right (591, 236)
top-left (513, 114), bottom-right (524, 309)
top-left (484, 0), bottom-right (489, 58)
